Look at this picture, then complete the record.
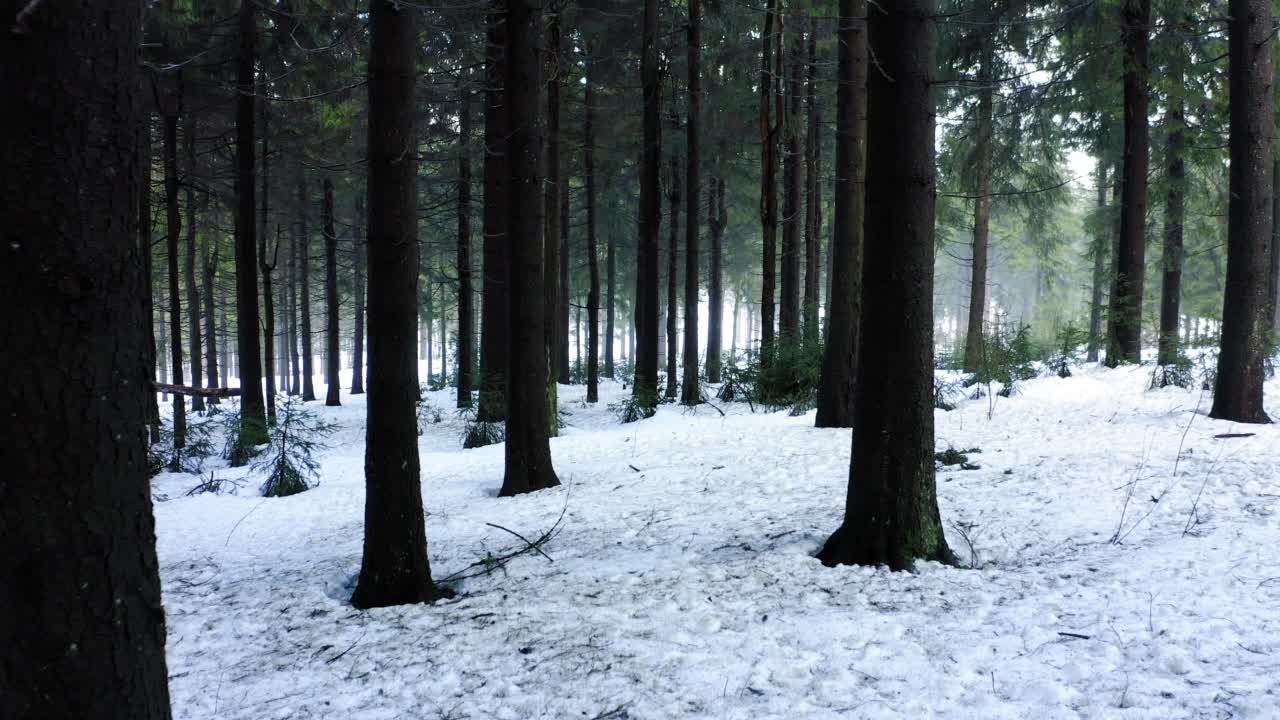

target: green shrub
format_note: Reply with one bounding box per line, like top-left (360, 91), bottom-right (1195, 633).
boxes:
top-left (255, 395), bottom-right (337, 497)
top-left (149, 415), bottom-right (216, 476)
top-left (1049, 322), bottom-right (1089, 379)
top-left (715, 340), bottom-right (822, 413)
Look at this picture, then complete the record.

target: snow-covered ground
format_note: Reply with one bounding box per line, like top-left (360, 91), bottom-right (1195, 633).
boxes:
top-left (152, 364), bottom-right (1280, 719)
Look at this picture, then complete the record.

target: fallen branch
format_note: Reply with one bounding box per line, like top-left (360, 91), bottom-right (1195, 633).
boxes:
top-left (154, 382), bottom-right (240, 398)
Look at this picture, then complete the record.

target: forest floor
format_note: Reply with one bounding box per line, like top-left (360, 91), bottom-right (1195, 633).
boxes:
top-left (152, 363), bottom-right (1280, 719)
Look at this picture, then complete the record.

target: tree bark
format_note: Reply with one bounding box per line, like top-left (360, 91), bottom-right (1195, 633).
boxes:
top-left (666, 156), bottom-right (681, 400)
top-left (585, 50), bottom-right (601, 402)
top-left (818, 0), bottom-right (955, 570)
top-left (544, 8), bottom-right (562, 434)
top-left (0, 1), bottom-right (174, 714)
top-left (759, 0), bottom-right (779, 359)
top-left (802, 21), bottom-right (821, 346)
top-left (164, 112), bottom-right (187, 449)
top-left (234, 0), bottom-right (268, 457)
top-left (479, 1), bottom-right (510, 421)
top-left (351, 0), bottom-right (444, 609)
top-left (288, 227), bottom-right (301, 395)
top-left (1211, 0), bottom-right (1273, 423)
top-left (707, 176), bottom-right (727, 382)
top-left (961, 48), bottom-right (994, 374)
top-left (141, 117), bottom-right (162, 440)
top-left (185, 115), bottom-right (204, 412)
top-left (501, 0), bottom-right (561, 495)
top-left (635, 0), bottom-right (661, 410)
top-left (1086, 161), bottom-right (1108, 362)
top-left (1106, 0), bottom-right (1151, 367)
top-left (605, 208), bottom-right (617, 378)
top-left (205, 239), bottom-right (221, 398)
top-left (323, 177), bottom-right (341, 406)
top-left (457, 86), bottom-right (474, 407)
top-left (815, 0), bottom-right (867, 429)
top-left (258, 99), bottom-right (277, 423)
top-left (1158, 97), bottom-right (1185, 368)
top-left (352, 192), bottom-right (367, 394)
top-left (297, 167), bottom-right (316, 401)
top-left (682, 0), bottom-right (703, 405)
top-left (779, 27), bottom-right (803, 344)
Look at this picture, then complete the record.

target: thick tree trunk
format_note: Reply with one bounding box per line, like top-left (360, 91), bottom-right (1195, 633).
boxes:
top-left (707, 177), bottom-right (727, 382)
top-left (586, 51), bottom-right (601, 402)
top-left (352, 193), bottom-right (367, 393)
top-left (0, 2), bottom-right (174, 715)
top-left (457, 88), bottom-right (474, 407)
top-left (258, 101), bottom-right (277, 423)
top-left (1271, 157), bottom-right (1280, 329)
top-left (501, 0), bottom-right (561, 495)
top-left (815, 0), bottom-right (867, 429)
top-left (1086, 161), bottom-right (1108, 362)
top-left (164, 112), bottom-right (187, 450)
top-left (1158, 99), bottom-right (1185, 368)
top-left (802, 22), bottom-right (821, 346)
top-left (544, 10), bottom-right (562, 434)
top-left (1106, 0), bottom-right (1151, 367)
top-left (759, 0), bottom-right (779, 359)
top-left (479, 2), bottom-right (510, 421)
top-left (962, 52), bottom-right (994, 374)
top-left (779, 28), bottom-right (803, 344)
top-left (185, 116), bottom-right (204, 412)
top-left (682, 0), bottom-right (703, 404)
top-left (351, 0), bottom-right (444, 609)
top-left (818, 0), bottom-right (955, 570)
top-left (234, 0), bottom-right (268, 458)
top-left (323, 177), bottom-right (341, 406)
top-left (635, 0), bottom-right (662, 410)
top-left (1211, 0), bottom-right (1273, 423)
top-left (666, 157), bottom-right (681, 400)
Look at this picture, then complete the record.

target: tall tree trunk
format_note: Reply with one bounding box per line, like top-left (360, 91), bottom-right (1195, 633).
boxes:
top-left (323, 177), bottom-right (341, 406)
top-left (297, 168), bottom-right (316, 400)
top-left (802, 21), bottom-right (821, 345)
top-left (1106, 0), bottom-right (1151, 367)
top-left (666, 156), bottom-right (681, 400)
top-left (185, 116), bottom-right (204, 412)
top-left (818, 0), bottom-right (955, 570)
top-left (0, 2), bottom-right (174, 715)
top-left (1211, 0), bottom-right (1273, 423)
top-left (1271, 156), bottom-right (1280, 329)
top-left (164, 112), bottom-right (187, 450)
top-left (258, 100), bottom-right (277, 423)
top-left (351, 0), bottom-right (444, 609)
top-left (815, 0), bottom-right (867, 429)
top-left (219, 302), bottom-right (229, 388)
top-left (961, 49), bottom-right (994, 374)
top-left (501, 0), bottom-right (561, 495)
top-left (1158, 98), bottom-right (1185, 368)
top-left (1086, 161), bottom-right (1108, 362)
top-left (682, 0), bottom-right (703, 405)
top-left (141, 116), bottom-right (162, 441)
top-left (634, 0), bottom-right (661, 411)
top-left (233, 0), bottom-right (267, 460)
top-left (585, 50), bottom-right (601, 402)
top-left (558, 173), bottom-right (571, 383)
top-left (779, 27), bottom-right (803, 344)
top-left (288, 227), bottom-right (301, 395)
top-left (352, 192), bottom-right (367, 394)
top-left (439, 309), bottom-right (448, 381)
top-left (544, 8), bottom-right (562, 434)
top-left (205, 239), bottom-right (221, 398)
top-left (457, 87), bottom-right (474, 407)
top-left (605, 212), bottom-right (616, 378)
top-left (479, 1), bottom-right (510, 422)
top-left (759, 0), bottom-right (779, 359)
top-left (731, 286), bottom-right (741, 357)
top-left (707, 177), bottom-right (727, 382)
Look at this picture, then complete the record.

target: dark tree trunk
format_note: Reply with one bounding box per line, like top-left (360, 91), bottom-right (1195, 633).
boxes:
top-left (682, 0), bottom-right (702, 405)
top-left (815, 0), bottom-right (867, 429)
top-left (961, 48), bottom-right (994, 374)
top-left (585, 51), bottom-right (601, 402)
top-left (204, 239), bottom-right (221, 398)
top-left (164, 112), bottom-right (187, 450)
top-left (1158, 99), bottom-right (1185, 368)
top-left (479, 1), bottom-right (510, 422)
top-left (0, 2), bottom-right (174, 715)
top-left (666, 156), bottom-right (681, 401)
top-left (185, 116), bottom-right (204, 412)
top-left (501, 0), bottom-right (561, 496)
top-left (234, 0), bottom-right (268, 458)
top-left (802, 21), bottom-right (821, 345)
top-left (351, 0), bottom-right (444, 609)
top-left (141, 117), bottom-right (162, 441)
top-left (456, 87), bottom-right (474, 407)
top-left (558, 174), bottom-right (571, 384)
top-left (1271, 156), bottom-right (1280, 329)
top-left (544, 9), bottom-right (562, 434)
top-left (605, 211), bottom-right (617, 378)
top-left (707, 177), bottom-right (727, 383)
top-left (440, 309), bottom-right (448, 381)
top-left (1211, 0), bottom-right (1273, 423)
top-left (1106, 0), bottom-right (1151, 367)
top-left (634, 0), bottom-right (661, 410)
top-left (758, 0), bottom-right (779, 358)
top-left (323, 177), bottom-right (341, 406)
top-left (818, 0), bottom-right (955, 570)
top-left (779, 28), bottom-right (803, 344)
top-left (298, 167), bottom-right (316, 401)
top-left (352, 192), bottom-right (367, 394)
top-left (1086, 161), bottom-right (1108, 362)
top-left (288, 226), bottom-right (301, 395)
top-left (258, 101), bottom-right (277, 423)
top-left (219, 302), bottom-right (229, 388)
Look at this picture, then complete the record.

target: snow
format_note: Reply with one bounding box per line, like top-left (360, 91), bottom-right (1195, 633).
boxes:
top-left (152, 364), bottom-right (1280, 719)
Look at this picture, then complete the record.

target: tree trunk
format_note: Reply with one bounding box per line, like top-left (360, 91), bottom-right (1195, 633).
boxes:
top-left (440, 310), bottom-right (448, 381)
top-left (1158, 98), bottom-right (1185, 368)
top-left (759, 0), bottom-right (779, 359)
top-left (352, 192), bottom-right (367, 394)
top-left (1211, 0), bottom-right (1273, 423)
top-left (233, 0), bottom-right (268, 459)
top-left (185, 116), bottom-right (204, 412)
top-left (802, 21), bottom-right (821, 345)
top-left (288, 228), bottom-right (301, 395)
top-left (961, 59), bottom-right (994, 374)
top-left (731, 286), bottom-right (741, 357)
top-left (141, 117), bottom-right (162, 441)
top-left (297, 168), bottom-right (316, 400)
top-left (0, 1), bottom-right (174, 714)
top-left (779, 27), bottom-right (803, 344)
top-left (501, 0), bottom-right (560, 495)
top-left (544, 9), bottom-right (562, 434)
top-left (258, 100), bottom-right (277, 423)
top-left (635, 0), bottom-right (661, 410)
top-left (605, 212), bottom-right (616, 378)
top-left (164, 112), bottom-right (187, 450)
top-left (1271, 156), bottom-right (1280, 329)
top-left (479, 1), bottom-right (510, 422)
top-left (558, 173), bottom-right (571, 384)
top-left (205, 239), bottom-right (222, 397)
top-left (815, 0), bottom-right (867, 429)
top-left (457, 87), bottom-right (474, 407)
top-left (1086, 161), bottom-right (1108, 362)
top-left (586, 51), bottom-right (601, 402)
top-left (818, 0), bottom-right (955, 570)
top-left (707, 177), bottom-right (727, 382)
top-left (323, 177), bottom-right (341, 406)
top-left (219, 302), bottom-right (229, 388)
top-left (1106, 0), bottom-right (1151, 367)
top-left (666, 156), bottom-right (681, 400)
top-left (682, 0), bottom-right (703, 404)
top-left (351, 0), bottom-right (444, 609)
